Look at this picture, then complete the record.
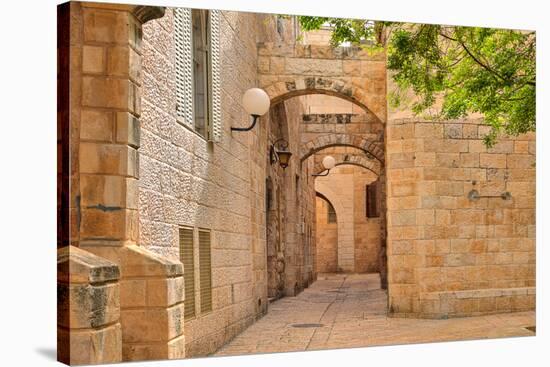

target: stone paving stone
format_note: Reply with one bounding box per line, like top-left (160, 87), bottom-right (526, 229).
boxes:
top-left (214, 273), bottom-right (535, 356)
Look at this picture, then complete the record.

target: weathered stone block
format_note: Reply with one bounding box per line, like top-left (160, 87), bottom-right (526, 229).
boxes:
top-left (459, 152), bottom-right (479, 167)
top-left (507, 154), bottom-right (535, 169)
top-left (79, 143), bottom-right (137, 176)
top-left (120, 278), bottom-right (147, 308)
top-left (80, 109), bottom-right (113, 141)
top-left (116, 112), bottom-right (140, 148)
top-left (444, 124), bottom-right (462, 139)
top-left (82, 76), bottom-right (129, 109)
top-left (58, 246), bottom-right (120, 284)
top-left (57, 246), bottom-right (122, 364)
top-left (80, 207), bottom-right (138, 241)
top-left (343, 60), bottom-right (360, 74)
top-left (58, 323), bottom-right (122, 365)
top-left (107, 46), bottom-right (130, 77)
top-left (58, 281), bottom-right (120, 329)
top-left (462, 124), bottom-right (478, 139)
top-left (285, 58), bottom-right (343, 76)
top-left (82, 45), bottom-right (105, 74)
top-left (415, 123), bottom-right (443, 138)
top-left (146, 276), bottom-right (185, 307)
top-left (80, 174), bottom-right (137, 209)
top-left (480, 153), bottom-right (506, 168)
top-left (83, 8), bottom-right (130, 44)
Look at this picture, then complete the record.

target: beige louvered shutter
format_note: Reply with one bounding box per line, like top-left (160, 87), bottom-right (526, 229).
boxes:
top-left (198, 229), bottom-right (212, 313)
top-left (179, 227), bottom-right (195, 319)
top-left (174, 8), bottom-right (194, 128)
top-left (209, 10), bottom-right (222, 142)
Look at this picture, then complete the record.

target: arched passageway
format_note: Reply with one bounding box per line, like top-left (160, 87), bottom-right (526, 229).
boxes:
top-left (315, 164), bottom-right (383, 273)
top-left (258, 39), bottom-right (388, 299)
top-left (263, 85), bottom-right (388, 288)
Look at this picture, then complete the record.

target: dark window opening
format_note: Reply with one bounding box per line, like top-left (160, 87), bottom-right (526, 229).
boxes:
top-left (366, 183), bottom-right (379, 218)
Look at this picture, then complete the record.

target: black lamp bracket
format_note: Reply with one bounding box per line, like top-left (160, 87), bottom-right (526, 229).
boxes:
top-left (231, 114), bottom-right (260, 132)
top-left (312, 169), bottom-right (331, 177)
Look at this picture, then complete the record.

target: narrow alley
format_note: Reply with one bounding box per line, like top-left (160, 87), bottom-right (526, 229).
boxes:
top-left (216, 274), bottom-right (535, 356)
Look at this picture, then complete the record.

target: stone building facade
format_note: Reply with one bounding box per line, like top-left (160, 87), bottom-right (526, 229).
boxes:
top-left (57, 1), bottom-right (535, 365)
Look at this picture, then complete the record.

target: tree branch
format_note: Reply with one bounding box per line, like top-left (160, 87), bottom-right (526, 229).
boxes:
top-left (439, 30), bottom-right (536, 87)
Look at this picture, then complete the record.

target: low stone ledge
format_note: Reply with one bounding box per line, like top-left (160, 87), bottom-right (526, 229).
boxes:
top-left (80, 244), bottom-right (183, 278)
top-left (57, 246), bottom-right (122, 365)
top-left (58, 245), bottom-right (120, 284)
top-left (79, 244), bottom-right (186, 361)
top-left (416, 287), bottom-right (536, 318)
top-left (420, 287), bottom-right (535, 301)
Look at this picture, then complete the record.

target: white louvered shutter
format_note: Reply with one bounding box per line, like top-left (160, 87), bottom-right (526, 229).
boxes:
top-left (174, 8), bottom-right (194, 128)
top-left (209, 10), bottom-right (222, 142)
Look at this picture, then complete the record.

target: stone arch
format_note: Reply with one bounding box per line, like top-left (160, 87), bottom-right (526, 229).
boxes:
top-left (315, 180), bottom-right (355, 272)
top-left (300, 133), bottom-right (384, 164)
top-left (263, 77), bottom-right (381, 120)
top-left (313, 154), bottom-right (381, 176)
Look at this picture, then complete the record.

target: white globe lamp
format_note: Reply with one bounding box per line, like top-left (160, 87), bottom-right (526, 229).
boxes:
top-left (232, 88), bottom-right (271, 132)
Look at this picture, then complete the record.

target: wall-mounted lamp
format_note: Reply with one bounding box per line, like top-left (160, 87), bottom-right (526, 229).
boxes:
top-left (231, 88), bottom-right (271, 132)
top-left (270, 138), bottom-right (292, 169)
top-left (312, 155), bottom-right (336, 177)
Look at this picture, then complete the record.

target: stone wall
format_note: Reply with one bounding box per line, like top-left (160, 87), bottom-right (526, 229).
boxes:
top-left (315, 196), bottom-right (338, 273)
top-left (265, 97), bottom-right (317, 298)
top-left (386, 114), bottom-right (536, 317)
top-left (257, 42), bottom-right (387, 123)
top-left (138, 8), bottom-right (313, 356)
top-left (353, 168), bottom-right (382, 272)
top-left (60, 2), bottom-right (186, 362)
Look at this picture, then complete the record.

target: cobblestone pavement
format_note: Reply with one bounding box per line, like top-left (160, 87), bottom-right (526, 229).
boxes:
top-left (215, 273), bottom-right (535, 356)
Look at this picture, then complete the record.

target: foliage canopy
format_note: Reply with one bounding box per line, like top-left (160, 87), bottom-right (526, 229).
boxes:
top-left (298, 17), bottom-right (536, 146)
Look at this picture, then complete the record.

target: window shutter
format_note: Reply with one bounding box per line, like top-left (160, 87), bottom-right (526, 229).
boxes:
top-left (198, 229), bottom-right (212, 313)
top-left (174, 8), bottom-right (194, 128)
top-left (179, 227), bottom-right (195, 319)
top-left (209, 10), bottom-right (222, 142)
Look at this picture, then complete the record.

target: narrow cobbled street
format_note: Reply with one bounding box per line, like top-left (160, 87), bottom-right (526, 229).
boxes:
top-left (215, 274), bottom-right (535, 356)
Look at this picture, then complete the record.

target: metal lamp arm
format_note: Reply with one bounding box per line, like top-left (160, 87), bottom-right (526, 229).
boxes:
top-left (312, 169), bottom-right (331, 177)
top-left (231, 115), bottom-right (260, 132)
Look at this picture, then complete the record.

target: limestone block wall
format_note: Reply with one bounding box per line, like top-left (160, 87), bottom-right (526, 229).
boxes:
top-left (138, 8), bottom-right (312, 357)
top-left (301, 111), bottom-right (384, 146)
top-left (257, 43), bottom-right (387, 123)
top-left (139, 8), bottom-right (258, 356)
top-left (315, 196), bottom-right (338, 272)
top-left (265, 97), bottom-right (314, 299)
top-left (385, 117), bottom-right (536, 318)
top-left (353, 168), bottom-right (382, 272)
top-left (316, 167), bottom-right (355, 271)
top-left (300, 94), bottom-right (365, 114)
top-left (281, 97), bottom-right (317, 295)
top-left (300, 27), bottom-right (334, 46)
